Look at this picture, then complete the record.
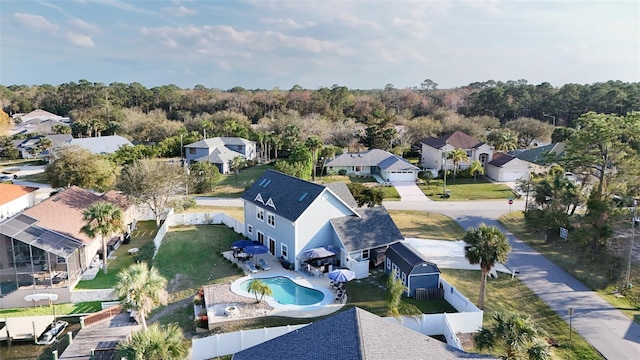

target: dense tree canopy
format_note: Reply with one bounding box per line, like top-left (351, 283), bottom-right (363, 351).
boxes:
top-left (46, 146), bottom-right (118, 191)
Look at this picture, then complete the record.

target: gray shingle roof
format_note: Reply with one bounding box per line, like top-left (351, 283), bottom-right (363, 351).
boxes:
top-left (330, 207), bottom-right (404, 252)
top-left (515, 143), bottom-right (565, 165)
top-left (185, 137), bottom-right (253, 149)
top-left (324, 182), bottom-right (359, 209)
top-left (232, 307), bottom-right (497, 360)
top-left (241, 170), bottom-right (329, 222)
top-left (488, 152), bottom-right (516, 167)
top-left (324, 149), bottom-right (419, 171)
top-left (387, 241), bottom-right (440, 274)
top-left (422, 131), bottom-right (484, 150)
top-left (67, 135), bottom-right (132, 154)
top-left (196, 145), bottom-right (246, 164)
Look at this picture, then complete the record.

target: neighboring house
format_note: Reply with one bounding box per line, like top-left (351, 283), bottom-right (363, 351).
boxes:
top-left (486, 153), bottom-right (532, 182)
top-left (232, 307), bottom-right (497, 360)
top-left (10, 110), bottom-right (69, 136)
top-left (324, 149), bottom-right (420, 182)
top-left (15, 134), bottom-right (73, 159)
top-left (0, 186), bottom-right (135, 309)
top-left (241, 170), bottom-right (402, 279)
top-left (421, 131), bottom-right (494, 172)
top-left (184, 137), bottom-right (257, 174)
top-left (0, 184), bottom-right (38, 221)
top-left (514, 142), bottom-right (565, 173)
top-left (13, 109), bottom-right (63, 123)
top-left (385, 241), bottom-right (441, 297)
top-left (66, 135), bottom-right (133, 154)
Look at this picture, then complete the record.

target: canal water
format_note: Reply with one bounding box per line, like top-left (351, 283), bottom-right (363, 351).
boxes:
top-left (0, 322), bottom-right (80, 360)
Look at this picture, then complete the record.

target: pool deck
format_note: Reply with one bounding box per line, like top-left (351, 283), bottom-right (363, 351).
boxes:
top-left (222, 251), bottom-right (345, 318)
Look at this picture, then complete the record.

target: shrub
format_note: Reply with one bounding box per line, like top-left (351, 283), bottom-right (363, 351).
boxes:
top-left (338, 169), bottom-right (347, 176)
top-left (134, 242), bottom-right (156, 266)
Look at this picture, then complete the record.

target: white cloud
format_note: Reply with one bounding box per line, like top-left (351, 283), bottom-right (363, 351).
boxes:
top-left (65, 31), bottom-right (95, 48)
top-left (13, 13), bottom-right (58, 32)
top-left (165, 5), bottom-right (196, 17)
top-left (68, 17), bottom-right (99, 33)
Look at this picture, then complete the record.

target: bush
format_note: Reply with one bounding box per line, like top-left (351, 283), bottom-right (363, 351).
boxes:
top-left (338, 169), bottom-right (347, 176)
top-left (133, 242), bottom-right (156, 266)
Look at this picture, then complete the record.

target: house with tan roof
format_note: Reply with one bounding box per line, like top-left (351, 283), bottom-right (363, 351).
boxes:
top-left (0, 183), bottom-right (38, 221)
top-left (0, 186), bottom-right (135, 308)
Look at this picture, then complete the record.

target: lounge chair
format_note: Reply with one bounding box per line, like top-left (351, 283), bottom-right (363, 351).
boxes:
top-left (246, 262), bottom-right (259, 274)
top-left (258, 258), bottom-right (271, 271)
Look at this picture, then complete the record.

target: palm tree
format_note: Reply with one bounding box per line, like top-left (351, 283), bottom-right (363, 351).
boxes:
top-left (469, 160), bottom-right (484, 181)
top-left (474, 311), bottom-right (551, 360)
top-left (114, 263), bottom-right (168, 330)
top-left (246, 279), bottom-right (272, 303)
top-left (495, 131), bottom-right (518, 152)
top-left (449, 148), bottom-right (469, 180)
top-left (386, 269), bottom-right (406, 318)
top-left (464, 224), bottom-right (511, 309)
top-left (229, 155), bottom-right (246, 182)
top-left (117, 322), bottom-right (188, 360)
top-left (270, 134), bottom-right (283, 160)
top-left (305, 135), bottom-right (324, 181)
top-left (81, 201), bottom-right (124, 274)
top-left (36, 137), bottom-right (53, 162)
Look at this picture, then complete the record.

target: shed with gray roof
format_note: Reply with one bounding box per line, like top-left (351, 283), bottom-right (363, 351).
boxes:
top-left (385, 241), bottom-right (441, 297)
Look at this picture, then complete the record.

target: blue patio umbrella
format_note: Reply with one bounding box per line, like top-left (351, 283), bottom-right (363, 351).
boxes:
top-left (232, 239), bottom-right (255, 249)
top-left (327, 269), bottom-right (356, 283)
top-left (243, 244), bottom-right (270, 265)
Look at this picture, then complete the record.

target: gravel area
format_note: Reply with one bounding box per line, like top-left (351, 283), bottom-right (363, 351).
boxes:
top-left (204, 283), bottom-right (273, 323)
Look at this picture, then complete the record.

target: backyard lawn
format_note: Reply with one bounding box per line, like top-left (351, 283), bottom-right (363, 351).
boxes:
top-left (0, 301), bottom-right (102, 318)
top-left (418, 177), bottom-right (516, 201)
top-left (74, 220), bottom-right (158, 289)
top-left (206, 164), bottom-right (275, 197)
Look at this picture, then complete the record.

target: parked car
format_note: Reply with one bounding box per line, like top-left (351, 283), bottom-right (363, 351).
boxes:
top-left (0, 175), bottom-right (12, 183)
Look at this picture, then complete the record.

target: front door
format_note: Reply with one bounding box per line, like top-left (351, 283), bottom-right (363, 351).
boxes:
top-left (257, 232), bottom-right (264, 245)
top-left (269, 238), bottom-right (276, 256)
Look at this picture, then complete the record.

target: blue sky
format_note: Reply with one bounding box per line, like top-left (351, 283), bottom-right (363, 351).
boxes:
top-left (1, 0), bottom-right (638, 90)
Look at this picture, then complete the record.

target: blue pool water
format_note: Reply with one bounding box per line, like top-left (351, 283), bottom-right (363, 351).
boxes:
top-left (241, 276), bottom-right (324, 305)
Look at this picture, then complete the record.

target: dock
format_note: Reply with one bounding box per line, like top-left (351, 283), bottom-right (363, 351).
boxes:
top-left (0, 315), bottom-right (54, 344)
top-left (59, 312), bottom-right (140, 359)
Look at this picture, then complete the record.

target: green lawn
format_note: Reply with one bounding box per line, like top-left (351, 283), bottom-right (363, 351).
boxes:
top-left (0, 301), bottom-right (102, 318)
top-left (74, 221), bottom-right (158, 289)
top-left (499, 212), bottom-right (640, 324)
top-left (419, 177), bottom-right (516, 201)
top-left (442, 269), bottom-right (602, 359)
top-left (388, 210), bottom-right (466, 240)
top-left (19, 171), bottom-right (50, 184)
top-left (205, 164), bottom-right (275, 197)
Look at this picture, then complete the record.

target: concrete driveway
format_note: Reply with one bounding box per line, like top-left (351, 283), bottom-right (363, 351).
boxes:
top-left (391, 181), bottom-right (431, 202)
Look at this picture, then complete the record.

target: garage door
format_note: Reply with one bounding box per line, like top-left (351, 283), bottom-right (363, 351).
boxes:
top-left (387, 171), bottom-right (416, 182)
top-left (501, 171), bottom-right (529, 182)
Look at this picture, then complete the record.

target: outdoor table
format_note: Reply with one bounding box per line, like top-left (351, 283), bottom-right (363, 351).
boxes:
top-left (128, 248), bottom-right (139, 255)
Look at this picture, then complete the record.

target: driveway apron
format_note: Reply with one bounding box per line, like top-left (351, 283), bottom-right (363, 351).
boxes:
top-left (392, 181), bottom-right (431, 202)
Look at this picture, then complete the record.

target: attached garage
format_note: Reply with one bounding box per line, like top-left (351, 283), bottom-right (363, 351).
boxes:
top-left (385, 171), bottom-right (417, 182)
top-left (486, 153), bottom-right (532, 182)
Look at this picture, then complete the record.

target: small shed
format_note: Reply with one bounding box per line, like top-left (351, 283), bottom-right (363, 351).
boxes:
top-left (384, 242), bottom-right (441, 297)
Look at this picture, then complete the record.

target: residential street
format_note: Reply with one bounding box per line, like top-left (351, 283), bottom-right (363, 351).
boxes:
top-left (199, 195), bottom-right (640, 359)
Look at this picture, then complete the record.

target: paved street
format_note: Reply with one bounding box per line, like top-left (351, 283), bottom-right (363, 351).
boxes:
top-left (198, 193), bottom-right (640, 359)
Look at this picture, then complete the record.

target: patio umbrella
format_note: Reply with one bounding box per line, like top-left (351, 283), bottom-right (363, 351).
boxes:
top-left (327, 269), bottom-right (356, 283)
top-left (303, 247), bottom-right (335, 259)
top-left (243, 244), bottom-right (270, 265)
top-left (232, 239), bottom-right (255, 249)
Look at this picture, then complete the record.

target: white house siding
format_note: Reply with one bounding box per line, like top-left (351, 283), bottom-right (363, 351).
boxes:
top-left (325, 165), bottom-right (372, 176)
top-left (421, 146), bottom-right (442, 170)
top-left (0, 192), bottom-right (35, 221)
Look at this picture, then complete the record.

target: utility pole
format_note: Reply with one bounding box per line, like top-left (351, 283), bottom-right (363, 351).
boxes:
top-left (625, 199), bottom-right (637, 289)
top-left (442, 141), bottom-right (448, 199)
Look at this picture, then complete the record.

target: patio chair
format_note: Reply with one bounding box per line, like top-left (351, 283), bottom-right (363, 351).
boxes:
top-left (258, 258), bottom-right (271, 271)
top-left (246, 262), bottom-right (259, 274)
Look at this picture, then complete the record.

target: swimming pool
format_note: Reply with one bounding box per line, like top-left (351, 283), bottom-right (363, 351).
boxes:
top-left (241, 276), bottom-right (324, 305)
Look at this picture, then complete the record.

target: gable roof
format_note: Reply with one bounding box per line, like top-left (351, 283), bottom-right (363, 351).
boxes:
top-left (324, 149), bottom-right (419, 172)
top-left (515, 142), bottom-right (565, 165)
top-left (421, 131), bottom-right (484, 150)
top-left (488, 152), bottom-right (517, 167)
top-left (185, 137), bottom-right (254, 149)
top-left (241, 170), bottom-right (331, 222)
top-left (15, 109), bottom-right (63, 121)
top-left (21, 186), bottom-right (130, 243)
top-left (387, 242), bottom-right (440, 273)
top-left (67, 135), bottom-right (133, 154)
top-left (232, 307), bottom-right (497, 360)
top-left (0, 184), bottom-right (38, 206)
top-left (324, 182), bottom-right (359, 209)
top-left (195, 145), bottom-right (247, 165)
top-left (330, 207), bottom-right (404, 252)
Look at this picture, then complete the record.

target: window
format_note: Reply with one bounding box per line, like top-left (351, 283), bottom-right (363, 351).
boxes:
top-left (402, 272), bottom-right (407, 285)
top-left (281, 244), bottom-right (288, 259)
top-left (267, 213), bottom-right (275, 227)
top-left (57, 256), bottom-right (65, 264)
top-left (256, 208), bottom-right (264, 221)
top-left (362, 249), bottom-right (369, 260)
top-left (247, 225), bottom-right (253, 234)
top-left (386, 258), bottom-right (391, 269)
top-left (257, 231), bottom-right (265, 245)
top-left (189, 148), bottom-right (196, 154)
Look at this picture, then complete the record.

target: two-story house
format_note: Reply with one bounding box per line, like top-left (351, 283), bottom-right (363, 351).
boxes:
top-left (241, 170), bottom-right (404, 279)
top-left (421, 131), bottom-right (494, 172)
top-left (184, 137), bottom-right (257, 174)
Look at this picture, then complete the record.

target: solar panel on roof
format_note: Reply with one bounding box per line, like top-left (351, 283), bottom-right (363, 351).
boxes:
top-left (298, 192), bottom-right (308, 202)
